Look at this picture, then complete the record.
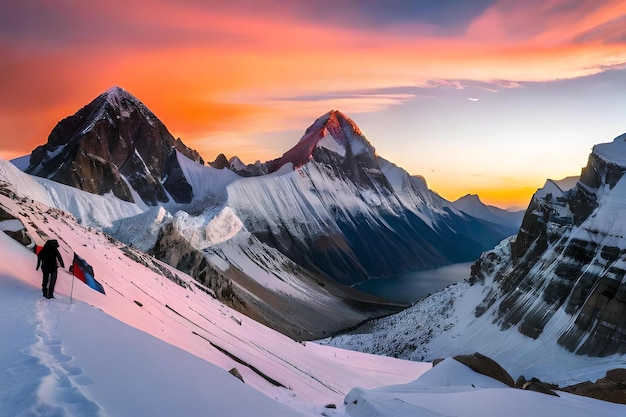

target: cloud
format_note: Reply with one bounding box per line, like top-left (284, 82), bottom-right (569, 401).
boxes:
top-left (468, 97), bottom-right (480, 102)
top-left (574, 14), bottom-right (626, 44)
top-left (1, 0), bottom-right (626, 162)
top-left (426, 80), bottom-right (466, 90)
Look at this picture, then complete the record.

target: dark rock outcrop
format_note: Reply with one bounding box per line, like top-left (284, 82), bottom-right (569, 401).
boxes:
top-left (0, 208), bottom-right (33, 247)
top-left (562, 368), bottom-right (626, 404)
top-left (26, 86), bottom-right (203, 205)
top-left (228, 367), bottom-right (245, 383)
top-left (210, 153), bottom-right (230, 169)
top-left (452, 352), bottom-right (515, 387)
top-left (520, 378), bottom-right (559, 396)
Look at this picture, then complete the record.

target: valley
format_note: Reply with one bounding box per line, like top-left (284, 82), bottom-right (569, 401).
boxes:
top-left (353, 261), bottom-right (474, 304)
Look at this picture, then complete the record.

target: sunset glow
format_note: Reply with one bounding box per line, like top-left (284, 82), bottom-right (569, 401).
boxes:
top-left (1, 0), bottom-right (626, 208)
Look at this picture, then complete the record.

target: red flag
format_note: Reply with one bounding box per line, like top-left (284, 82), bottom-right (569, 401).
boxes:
top-left (72, 253), bottom-right (106, 295)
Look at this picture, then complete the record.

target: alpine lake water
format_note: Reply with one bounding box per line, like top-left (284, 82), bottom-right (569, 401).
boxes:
top-left (354, 261), bottom-right (474, 304)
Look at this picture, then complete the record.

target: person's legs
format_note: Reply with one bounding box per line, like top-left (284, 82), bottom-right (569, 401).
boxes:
top-left (42, 270), bottom-right (50, 298)
top-left (48, 269), bottom-right (58, 298)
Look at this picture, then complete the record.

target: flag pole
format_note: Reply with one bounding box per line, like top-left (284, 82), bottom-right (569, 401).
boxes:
top-left (69, 254), bottom-right (75, 306)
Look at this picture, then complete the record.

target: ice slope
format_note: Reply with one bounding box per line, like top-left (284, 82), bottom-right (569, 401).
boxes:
top-left (227, 144), bottom-right (503, 285)
top-left (378, 157), bottom-right (458, 229)
top-left (2, 168), bottom-right (624, 417)
top-left (1, 159), bottom-right (143, 229)
top-left (175, 150), bottom-right (240, 205)
top-left (594, 132), bottom-right (626, 166)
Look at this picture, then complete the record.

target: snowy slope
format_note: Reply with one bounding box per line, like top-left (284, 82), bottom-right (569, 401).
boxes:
top-left (1, 170), bottom-right (624, 417)
top-left (1, 159), bottom-right (143, 228)
top-left (322, 252), bottom-right (626, 386)
top-left (0, 180), bottom-right (427, 416)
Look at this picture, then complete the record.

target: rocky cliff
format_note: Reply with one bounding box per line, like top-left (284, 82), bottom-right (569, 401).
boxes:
top-left (471, 133), bottom-right (626, 356)
top-left (26, 86), bottom-right (203, 205)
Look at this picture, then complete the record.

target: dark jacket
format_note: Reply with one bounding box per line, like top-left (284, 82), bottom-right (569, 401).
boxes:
top-left (37, 240), bottom-right (65, 270)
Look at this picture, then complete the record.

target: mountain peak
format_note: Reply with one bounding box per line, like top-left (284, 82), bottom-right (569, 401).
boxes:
top-left (305, 109), bottom-right (369, 150)
top-left (104, 85), bottom-right (128, 97)
top-left (104, 85), bottom-right (131, 100)
top-left (592, 132), bottom-right (626, 168)
top-left (455, 194), bottom-right (482, 204)
top-left (325, 109), bottom-right (356, 125)
top-left (26, 86), bottom-right (203, 205)
top-left (265, 110), bottom-right (376, 172)
top-left (99, 86), bottom-right (150, 117)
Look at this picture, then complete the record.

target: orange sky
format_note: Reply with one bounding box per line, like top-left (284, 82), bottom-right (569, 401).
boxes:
top-left (1, 0), bottom-right (626, 208)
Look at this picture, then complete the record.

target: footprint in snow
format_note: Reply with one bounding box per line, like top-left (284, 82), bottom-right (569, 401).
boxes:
top-left (15, 298), bottom-right (106, 417)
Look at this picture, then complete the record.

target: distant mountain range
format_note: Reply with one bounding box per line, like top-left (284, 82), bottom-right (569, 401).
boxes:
top-left (11, 86), bottom-right (519, 339)
top-left (453, 194), bottom-right (524, 229)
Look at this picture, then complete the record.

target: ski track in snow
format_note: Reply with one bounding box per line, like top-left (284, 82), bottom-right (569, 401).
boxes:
top-left (14, 298), bottom-right (105, 417)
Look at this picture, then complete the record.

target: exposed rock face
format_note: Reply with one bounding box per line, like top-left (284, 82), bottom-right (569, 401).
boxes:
top-left (519, 378), bottom-right (559, 396)
top-left (470, 134), bottom-right (626, 356)
top-left (228, 367), bottom-right (245, 383)
top-left (452, 353), bottom-right (515, 387)
top-left (563, 368), bottom-right (626, 404)
top-left (210, 153), bottom-right (230, 170)
top-left (0, 206), bottom-right (33, 247)
top-left (26, 86), bottom-right (203, 205)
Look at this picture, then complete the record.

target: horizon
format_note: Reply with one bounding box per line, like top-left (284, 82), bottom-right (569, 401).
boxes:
top-left (1, 1), bottom-right (626, 209)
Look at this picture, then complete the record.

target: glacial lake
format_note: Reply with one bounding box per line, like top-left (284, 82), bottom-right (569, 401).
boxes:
top-left (353, 261), bottom-right (474, 304)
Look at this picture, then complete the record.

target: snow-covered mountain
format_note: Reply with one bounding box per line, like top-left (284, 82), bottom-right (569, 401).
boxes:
top-left (13, 88), bottom-right (516, 340)
top-left (1, 161), bottom-right (623, 416)
top-left (222, 110), bottom-right (513, 285)
top-left (323, 133), bottom-right (626, 381)
top-left (25, 86), bottom-right (204, 205)
top-left (453, 193), bottom-right (524, 230)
